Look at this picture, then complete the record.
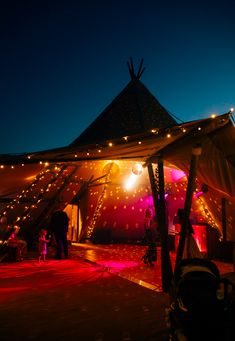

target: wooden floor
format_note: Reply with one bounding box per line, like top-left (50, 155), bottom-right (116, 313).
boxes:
top-left (71, 242), bottom-right (234, 291)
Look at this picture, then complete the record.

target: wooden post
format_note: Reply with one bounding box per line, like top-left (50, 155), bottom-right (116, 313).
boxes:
top-left (147, 161), bottom-right (173, 292)
top-left (221, 198), bottom-right (227, 242)
top-left (147, 163), bottom-right (159, 214)
top-left (175, 144), bottom-right (202, 266)
top-left (157, 157), bottom-right (173, 292)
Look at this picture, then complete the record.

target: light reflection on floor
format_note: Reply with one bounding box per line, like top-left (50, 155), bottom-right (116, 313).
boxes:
top-left (71, 242), bottom-right (234, 292)
top-left (71, 243), bottom-right (163, 291)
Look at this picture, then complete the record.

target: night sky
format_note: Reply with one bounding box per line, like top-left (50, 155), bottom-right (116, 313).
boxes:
top-left (0, 0), bottom-right (234, 154)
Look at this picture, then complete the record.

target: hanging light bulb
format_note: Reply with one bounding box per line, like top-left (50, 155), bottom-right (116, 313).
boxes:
top-left (132, 163), bottom-right (143, 175)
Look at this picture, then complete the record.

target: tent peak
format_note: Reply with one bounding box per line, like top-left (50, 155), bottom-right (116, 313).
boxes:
top-left (127, 57), bottom-right (146, 80)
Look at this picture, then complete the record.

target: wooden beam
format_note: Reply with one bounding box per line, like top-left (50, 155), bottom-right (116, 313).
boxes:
top-left (147, 163), bottom-right (159, 215)
top-left (156, 157), bottom-right (173, 292)
top-left (147, 161), bottom-right (173, 292)
top-left (176, 144), bottom-right (202, 265)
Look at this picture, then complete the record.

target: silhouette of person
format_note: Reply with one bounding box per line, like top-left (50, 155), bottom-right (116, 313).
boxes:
top-left (144, 206), bottom-right (153, 242)
top-left (0, 217), bottom-right (10, 241)
top-left (49, 208), bottom-right (69, 259)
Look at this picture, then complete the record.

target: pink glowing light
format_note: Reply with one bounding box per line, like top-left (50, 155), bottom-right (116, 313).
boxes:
top-left (193, 191), bottom-right (204, 199)
top-left (193, 225), bottom-right (207, 253)
top-left (170, 168), bottom-right (186, 182)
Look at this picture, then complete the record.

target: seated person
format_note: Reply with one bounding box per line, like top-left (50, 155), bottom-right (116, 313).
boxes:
top-left (0, 216), bottom-right (11, 241)
top-left (8, 226), bottom-right (27, 261)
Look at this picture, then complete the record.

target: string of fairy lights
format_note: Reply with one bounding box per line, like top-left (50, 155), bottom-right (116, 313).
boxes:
top-left (0, 111), bottom-right (233, 168)
top-left (0, 164), bottom-right (84, 230)
top-left (1, 166), bottom-right (58, 225)
top-left (86, 182), bottom-right (109, 237)
top-left (196, 195), bottom-right (219, 229)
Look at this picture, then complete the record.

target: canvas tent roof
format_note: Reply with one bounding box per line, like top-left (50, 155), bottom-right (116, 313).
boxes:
top-left (70, 77), bottom-right (177, 146)
top-left (0, 113), bottom-right (234, 198)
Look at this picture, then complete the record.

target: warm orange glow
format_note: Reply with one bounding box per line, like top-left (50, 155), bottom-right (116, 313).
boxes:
top-left (25, 175), bottom-right (36, 181)
top-left (124, 173), bottom-right (138, 190)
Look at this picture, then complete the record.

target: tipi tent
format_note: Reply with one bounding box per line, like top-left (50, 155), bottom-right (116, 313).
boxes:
top-left (71, 58), bottom-right (177, 146)
top-left (0, 60), bottom-right (234, 264)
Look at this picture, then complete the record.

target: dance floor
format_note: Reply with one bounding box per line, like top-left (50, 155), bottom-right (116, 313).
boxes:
top-left (71, 242), bottom-right (234, 290)
top-left (0, 243), bottom-right (234, 341)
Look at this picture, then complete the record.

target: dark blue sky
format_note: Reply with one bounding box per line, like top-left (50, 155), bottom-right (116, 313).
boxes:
top-left (0, 0), bottom-right (234, 154)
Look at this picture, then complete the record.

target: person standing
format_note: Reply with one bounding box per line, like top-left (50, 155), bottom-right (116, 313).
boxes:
top-left (144, 206), bottom-right (153, 242)
top-left (49, 208), bottom-right (69, 259)
top-left (38, 229), bottom-right (49, 262)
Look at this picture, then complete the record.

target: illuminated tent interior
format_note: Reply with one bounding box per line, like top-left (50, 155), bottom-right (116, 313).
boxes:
top-left (0, 60), bottom-right (235, 262)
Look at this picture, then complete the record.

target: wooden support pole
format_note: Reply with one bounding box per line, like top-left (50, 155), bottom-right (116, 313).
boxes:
top-left (221, 198), bottom-right (227, 242)
top-left (175, 144), bottom-right (202, 266)
top-left (147, 161), bottom-right (173, 292)
top-left (157, 157), bottom-right (173, 292)
top-left (147, 163), bottom-right (159, 216)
